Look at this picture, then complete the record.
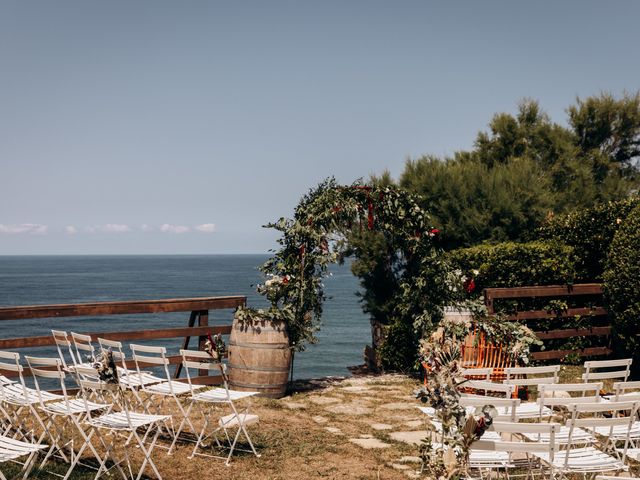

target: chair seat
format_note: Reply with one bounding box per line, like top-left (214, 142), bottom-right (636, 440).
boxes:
top-left (43, 398), bottom-right (108, 416)
top-left (219, 412), bottom-right (259, 428)
top-left (89, 411), bottom-right (170, 430)
top-left (1, 385), bottom-right (64, 405)
top-left (522, 426), bottom-right (596, 444)
top-left (0, 435), bottom-right (47, 462)
top-left (533, 447), bottom-right (627, 473)
top-left (592, 421), bottom-right (640, 440)
top-left (514, 402), bottom-right (553, 419)
top-left (469, 449), bottom-right (514, 469)
top-left (0, 375), bottom-right (15, 385)
top-left (618, 448), bottom-right (640, 461)
top-left (120, 372), bottom-right (165, 388)
top-left (193, 387), bottom-right (258, 403)
top-left (143, 380), bottom-right (205, 396)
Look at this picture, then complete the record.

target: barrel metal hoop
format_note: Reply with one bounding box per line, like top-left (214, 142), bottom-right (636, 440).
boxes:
top-left (228, 341), bottom-right (290, 350)
top-left (228, 363), bottom-right (290, 373)
top-left (229, 380), bottom-right (288, 389)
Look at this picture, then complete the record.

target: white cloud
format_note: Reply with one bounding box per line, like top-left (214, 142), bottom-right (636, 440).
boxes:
top-left (160, 224), bottom-right (190, 234)
top-left (140, 224), bottom-right (153, 232)
top-left (65, 226), bottom-right (78, 235)
top-left (194, 223), bottom-right (216, 233)
top-left (85, 224), bottom-right (131, 234)
top-left (0, 223), bottom-right (48, 235)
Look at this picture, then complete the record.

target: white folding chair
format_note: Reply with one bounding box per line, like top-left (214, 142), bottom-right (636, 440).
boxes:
top-left (459, 395), bottom-right (521, 422)
top-left (531, 401), bottom-right (636, 478)
top-left (583, 358), bottom-right (633, 384)
top-left (174, 349), bottom-right (260, 464)
top-left (129, 344), bottom-right (205, 447)
top-left (463, 380), bottom-right (516, 398)
top-left (75, 365), bottom-right (170, 479)
top-left (25, 356), bottom-right (108, 478)
top-left (610, 381), bottom-right (640, 402)
top-left (97, 338), bottom-right (164, 411)
top-left (470, 421), bottom-right (560, 478)
top-left (0, 435), bottom-right (47, 480)
top-left (52, 330), bottom-right (97, 383)
top-left (0, 351), bottom-right (62, 442)
top-left (503, 365), bottom-right (560, 394)
top-left (569, 400), bottom-right (640, 454)
top-left (503, 366), bottom-right (560, 419)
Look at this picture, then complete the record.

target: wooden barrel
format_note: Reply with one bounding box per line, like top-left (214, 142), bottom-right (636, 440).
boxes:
top-left (228, 317), bottom-right (292, 398)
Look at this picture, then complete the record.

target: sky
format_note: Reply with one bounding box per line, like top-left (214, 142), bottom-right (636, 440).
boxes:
top-left (1, 1), bottom-right (639, 254)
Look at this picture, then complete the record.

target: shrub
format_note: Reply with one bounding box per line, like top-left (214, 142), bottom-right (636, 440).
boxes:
top-left (603, 203), bottom-right (640, 377)
top-left (447, 240), bottom-right (577, 292)
top-left (539, 196), bottom-right (640, 281)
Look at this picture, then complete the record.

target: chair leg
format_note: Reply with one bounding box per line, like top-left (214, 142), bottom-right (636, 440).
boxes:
top-left (133, 427), bottom-right (163, 480)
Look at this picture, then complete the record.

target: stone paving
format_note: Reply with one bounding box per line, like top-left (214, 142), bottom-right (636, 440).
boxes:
top-left (281, 373), bottom-right (426, 478)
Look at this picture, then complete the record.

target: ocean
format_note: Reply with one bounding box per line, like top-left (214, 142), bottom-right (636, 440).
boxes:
top-left (0, 255), bottom-right (370, 380)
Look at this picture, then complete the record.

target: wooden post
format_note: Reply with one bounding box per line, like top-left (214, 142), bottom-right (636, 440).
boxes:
top-left (198, 310), bottom-right (209, 377)
top-left (175, 310), bottom-right (198, 378)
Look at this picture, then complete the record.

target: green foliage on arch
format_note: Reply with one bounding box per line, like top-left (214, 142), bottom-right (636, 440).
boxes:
top-left (237, 178), bottom-right (457, 369)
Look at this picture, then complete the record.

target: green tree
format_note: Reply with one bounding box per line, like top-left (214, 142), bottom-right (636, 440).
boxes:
top-left (400, 155), bottom-right (552, 249)
top-left (396, 93), bottom-right (640, 249)
top-left (568, 92), bottom-right (640, 179)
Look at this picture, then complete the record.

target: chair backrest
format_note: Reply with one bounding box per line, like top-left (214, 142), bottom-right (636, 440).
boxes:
top-left (0, 350), bottom-right (29, 399)
top-left (582, 358), bottom-right (632, 383)
top-left (472, 421), bottom-right (558, 462)
top-left (460, 367), bottom-right (493, 381)
top-left (70, 332), bottom-right (96, 365)
top-left (537, 383), bottom-right (603, 419)
top-left (463, 380), bottom-right (516, 398)
top-left (25, 356), bottom-right (70, 408)
top-left (129, 344), bottom-right (171, 388)
top-left (97, 338), bottom-right (129, 371)
top-left (180, 349), bottom-right (228, 397)
top-left (611, 381), bottom-right (640, 401)
top-left (459, 395), bottom-right (521, 421)
top-left (503, 365), bottom-right (560, 387)
top-left (74, 365), bottom-right (121, 411)
top-left (52, 330), bottom-right (77, 369)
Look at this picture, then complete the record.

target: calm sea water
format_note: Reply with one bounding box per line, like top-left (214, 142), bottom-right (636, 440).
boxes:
top-left (0, 255), bottom-right (370, 380)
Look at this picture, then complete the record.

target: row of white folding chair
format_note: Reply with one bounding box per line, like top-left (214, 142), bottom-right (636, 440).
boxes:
top-left (73, 364), bottom-right (171, 479)
top-left (54, 331), bottom-right (262, 462)
top-left (25, 356), bottom-right (111, 479)
top-left (471, 401), bottom-right (640, 478)
top-left (0, 351), bottom-right (50, 479)
top-left (99, 340), bottom-right (260, 463)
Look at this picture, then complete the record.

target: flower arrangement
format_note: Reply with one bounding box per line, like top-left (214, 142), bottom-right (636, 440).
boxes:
top-left (203, 333), bottom-right (227, 361)
top-left (92, 349), bottom-right (119, 385)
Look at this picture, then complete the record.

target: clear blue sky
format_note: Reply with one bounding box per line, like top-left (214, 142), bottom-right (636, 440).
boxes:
top-left (2, 1), bottom-right (639, 254)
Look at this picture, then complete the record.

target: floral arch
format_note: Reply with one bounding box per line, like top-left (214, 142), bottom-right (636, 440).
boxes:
top-left (237, 178), bottom-right (457, 369)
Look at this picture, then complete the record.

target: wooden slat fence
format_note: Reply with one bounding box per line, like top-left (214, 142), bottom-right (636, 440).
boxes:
top-left (0, 296), bottom-right (245, 386)
top-left (484, 284), bottom-right (611, 362)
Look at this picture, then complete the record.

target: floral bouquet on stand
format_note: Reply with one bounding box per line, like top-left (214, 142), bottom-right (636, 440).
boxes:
top-left (92, 348), bottom-right (119, 385)
top-left (204, 333), bottom-right (228, 381)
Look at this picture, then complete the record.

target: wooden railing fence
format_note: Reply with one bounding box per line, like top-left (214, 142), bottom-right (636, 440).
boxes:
top-left (0, 296), bottom-right (245, 385)
top-left (484, 284), bottom-right (611, 362)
